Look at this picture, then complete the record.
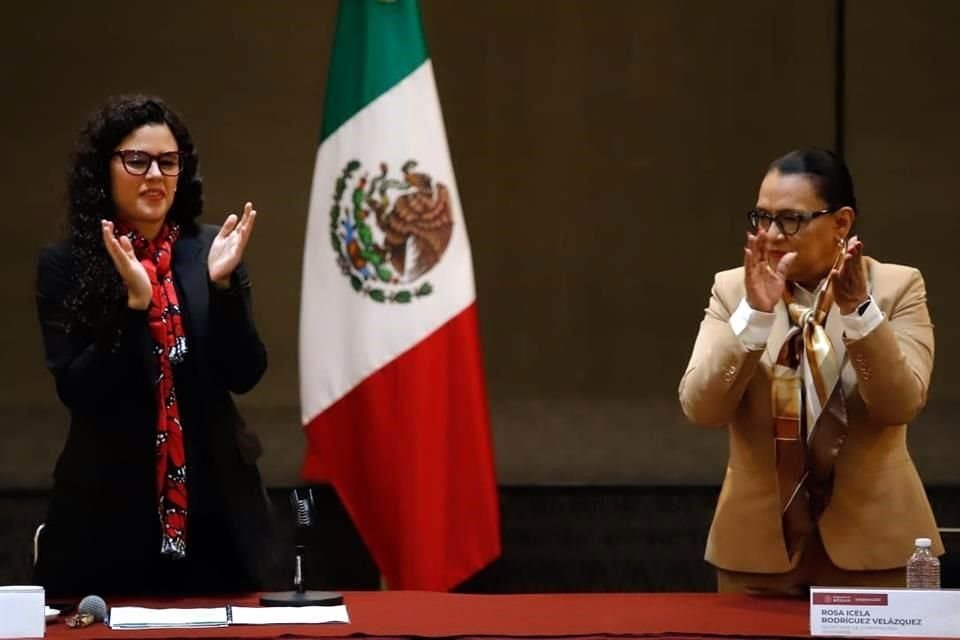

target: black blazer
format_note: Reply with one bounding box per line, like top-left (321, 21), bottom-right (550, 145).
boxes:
top-left (33, 224), bottom-right (274, 596)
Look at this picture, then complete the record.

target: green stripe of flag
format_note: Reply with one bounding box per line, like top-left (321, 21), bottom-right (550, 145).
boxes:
top-left (320, 0), bottom-right (429, 142)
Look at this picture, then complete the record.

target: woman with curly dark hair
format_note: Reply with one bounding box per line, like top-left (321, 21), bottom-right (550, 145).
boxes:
top-left (34, 94), bottom-right (273, 596)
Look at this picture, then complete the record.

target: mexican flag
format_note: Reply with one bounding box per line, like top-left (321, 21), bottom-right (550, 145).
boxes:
top-left (298, 0), bottom-right (500, 591)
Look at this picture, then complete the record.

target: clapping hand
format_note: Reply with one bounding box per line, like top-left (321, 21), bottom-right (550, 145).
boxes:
top-left (102, 220), bottom-right (152, 310)
top-left (744, 229), bottom-right (797, 312)
top-left (209, 202), bottom-right (258, 287)
top-left (831, 235), bottom-right (868, 315)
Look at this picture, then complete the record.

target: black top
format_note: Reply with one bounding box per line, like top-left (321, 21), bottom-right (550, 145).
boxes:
top-left (33, 224), bottom-right (275, 597)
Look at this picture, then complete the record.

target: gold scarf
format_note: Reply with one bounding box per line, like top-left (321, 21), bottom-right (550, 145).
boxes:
top-left (771, 251), bottom-right (849, 560)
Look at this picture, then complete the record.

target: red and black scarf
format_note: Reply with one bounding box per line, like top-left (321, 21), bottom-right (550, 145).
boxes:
top-left (117, 222), bottom-right (189, 558)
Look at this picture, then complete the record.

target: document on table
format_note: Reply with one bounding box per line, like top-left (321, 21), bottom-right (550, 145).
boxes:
top-left (230, 604), bottom-right (350, 625)
top-left (109, 606), bottom-right (229, 629)
top-left (107, 604), bottom-right (350, 629)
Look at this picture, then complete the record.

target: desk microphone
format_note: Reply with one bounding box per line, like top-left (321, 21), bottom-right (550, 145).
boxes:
top-left (294, 489), bottom-right (314, 528)
top-left (66, 594), bottom-right (107, 628)
top-left (260, 488), bottom-right (343, 607)
top-left (78, 595), bottom-right (107, 621)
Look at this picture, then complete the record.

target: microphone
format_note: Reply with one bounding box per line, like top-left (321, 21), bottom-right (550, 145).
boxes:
top-left (259, 488), bottom-right (343, 607)
top-left (66, 595), bottom-right (107, 628)
top-left (78, 595), bottom-right (107, 621)
top-left (292, 488), bottom-right (315, 528)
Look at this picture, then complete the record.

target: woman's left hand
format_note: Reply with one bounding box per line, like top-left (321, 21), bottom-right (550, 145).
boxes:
top-left (209, 202), bottom-right (257, 287)
top-left (832, 234), bottom-right (869, 315)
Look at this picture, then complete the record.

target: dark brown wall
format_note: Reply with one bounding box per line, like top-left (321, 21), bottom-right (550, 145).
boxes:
top-left (845, 0), bottom-right (960, 482)
top-left (1, 0), bottom-right (955, 488)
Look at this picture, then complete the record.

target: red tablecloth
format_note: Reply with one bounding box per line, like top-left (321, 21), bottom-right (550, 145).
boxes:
top-left (45, 591), bottom-right (813, 639)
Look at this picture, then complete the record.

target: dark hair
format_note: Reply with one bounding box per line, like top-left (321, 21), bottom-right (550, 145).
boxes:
top-left (768, 148), bottom-right (857, 212)
top-left (64, 95), bottom-right (203, 334)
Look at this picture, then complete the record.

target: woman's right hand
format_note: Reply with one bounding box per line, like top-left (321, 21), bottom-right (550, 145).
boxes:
top-left (744, 229), bottom-right (796, 312)
top-left (101, 220), bottom-right (152, 310)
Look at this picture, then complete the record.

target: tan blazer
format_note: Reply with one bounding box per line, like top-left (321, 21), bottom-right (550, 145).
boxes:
top-left (679, 256), bottom-right (943, 574)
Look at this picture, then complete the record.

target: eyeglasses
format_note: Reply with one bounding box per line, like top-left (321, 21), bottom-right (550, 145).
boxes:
top-left (112, 150), bottom-right (185, 176)
top-left (746, 207), bottom-right (836, 236)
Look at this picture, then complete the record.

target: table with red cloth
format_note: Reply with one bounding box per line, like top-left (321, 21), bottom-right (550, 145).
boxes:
top-left (44, 591), bottom-right (815, 640)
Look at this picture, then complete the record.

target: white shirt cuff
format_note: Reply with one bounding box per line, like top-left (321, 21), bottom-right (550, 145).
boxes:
top-left (840, 295), bottom-right (883, 340)
top-left (730, 297), bottom-right (776, 350)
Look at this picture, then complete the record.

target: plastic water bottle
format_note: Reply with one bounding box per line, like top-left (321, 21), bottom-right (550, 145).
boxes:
top-left (905, 537), bottom-right (940, 589)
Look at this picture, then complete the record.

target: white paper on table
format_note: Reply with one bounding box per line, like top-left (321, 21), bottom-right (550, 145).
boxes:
top-left (108, 606), bottom-right (229, 629)
top-left (0, 585), bottom-right (45, 639)
top-left (230, 605), bottom-right (350, 625)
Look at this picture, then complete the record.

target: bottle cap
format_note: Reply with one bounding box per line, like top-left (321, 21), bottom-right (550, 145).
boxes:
top-left (915, 537), bottom-right (932, 547)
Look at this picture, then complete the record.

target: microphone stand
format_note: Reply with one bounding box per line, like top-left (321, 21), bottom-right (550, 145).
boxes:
top-left (260, 488), bottom-right (343, 606)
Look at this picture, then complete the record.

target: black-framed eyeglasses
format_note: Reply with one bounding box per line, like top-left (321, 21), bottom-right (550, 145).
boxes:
top-left (747, 207), bottom-right (836, 236)
top-left (112, 150), bottom-right (185, 176)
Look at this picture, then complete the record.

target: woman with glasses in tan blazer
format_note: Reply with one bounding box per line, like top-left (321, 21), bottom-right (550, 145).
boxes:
top-left (679, 148), bottom-right (942, 595)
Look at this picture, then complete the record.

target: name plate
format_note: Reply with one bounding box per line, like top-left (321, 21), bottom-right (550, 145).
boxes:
top-left (810, 587), bottom-right (960, 637)
top-left (0, 585), bottom-right (44, 639)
